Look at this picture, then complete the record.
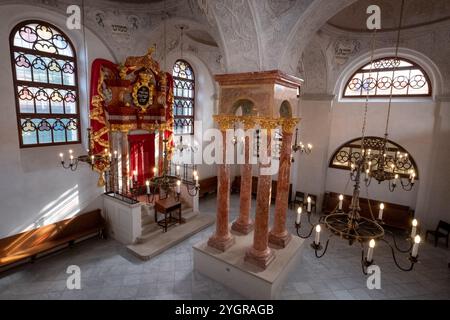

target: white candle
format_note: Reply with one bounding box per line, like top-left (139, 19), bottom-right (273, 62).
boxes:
top-left (411, 173), bottom-right (416, 184)
top-left (367, 239), bottom-right (375, 262)
top-left (378, 203), bottom-right (384, 220)
top-left (176, 165), bottom-right (180, 176)
top-left (296, 207), bottom-right (302, 224)
top-left (307, 196), bottom-right (312, 212)
top-left (394, 174), bottom-right (399, 186)
top-left (59, 153), bottom-right (64, 162)
top-left (314, 225), bottom-right (321, 245)
top-left (194, 174), bottom-right (199, 184)
top-left (411, 219), bottom-right (418, 238)
top-left (176, 180), bottom-right (181, 194)
top-left (91, 155), bottom-right (95, 163)
top-left (146, 180), bottom-right (150, 195)
top-left (411, 235), bottom-right (421, 258)
top-left (193, 170), bottom-right (198, 177)
top-left (70, 154), bottom-right (74, 165)
top-left (114, 150), bottom-right (118, 159)
top-left (338, 194), bottom-right (344, 210)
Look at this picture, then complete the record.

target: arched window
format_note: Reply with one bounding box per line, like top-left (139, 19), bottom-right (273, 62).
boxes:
top-left (10, 21), bottom-right (80, 147)
top-left (329, 136), bottom-right (418, 179)
top-left (172, 60), bottom-right (195, 135)
top-left (343, 57), bottom-right (431, 98)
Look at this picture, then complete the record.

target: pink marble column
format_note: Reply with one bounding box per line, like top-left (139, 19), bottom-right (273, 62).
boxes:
top-left (245, 129), bottom-right (275, 269)
top-left (232, 135), bottom-right (254, 234)
top-left (269, 131), bottom-right (293, 248)
top-left (208, 130), bottom-right (235, 251)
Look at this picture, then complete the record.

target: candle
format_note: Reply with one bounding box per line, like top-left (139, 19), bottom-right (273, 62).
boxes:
top-left (378, 203), bottom-right (384, 220)
top-left (114, 150), bottom-right (118, 159)
top-left (367, 239), bottom-right (375, 262)
top-left (70, 154), bottom-right (74, 165)
top-left (411, 235), bottom-right (421, 258)
top-left (91, 155), bottom-right (95, 163)
top-left (176, 180), bottom-right (181, 194)
top-left (394, 174), bottom-right (399, 185)
top-left (133, 170), bottom-right (137, 180)
top-left (108, 152), bottom-right (112, 160)
top-left (296, 207), bottom-right (302, 224)
top-left (193, 170), bottom-right (198, 177)
top-left (195, 174), bottom-right (199, 183)
top-left (130, 177), bottom-right (133, 189)
top-left (59, 153), bottom-right (64, 162)
top-left (411, 172), bottom-right (416, 184)
top-left (145, 180), bottom-right (150, 195)
top-left (314, 225), bottom-right (321, 245)
top-left (411, 219), bottom-right (418, 238)
top-left (307, 196), bottom-right (312, 213)
top-left (338, 194), bottom-right (344, 210)
top-left (176, 165), bottom-right (180, 176)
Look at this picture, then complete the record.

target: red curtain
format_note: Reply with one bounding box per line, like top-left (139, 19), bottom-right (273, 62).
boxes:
top-left (128, 134), bottom-right (155, 185)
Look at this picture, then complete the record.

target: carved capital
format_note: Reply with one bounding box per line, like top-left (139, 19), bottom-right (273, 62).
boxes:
top-left (213, 114), bottom-right (238, 130)
top-left (280, 118), bottom-right (300, 134)
top-left (257, 117), bottom-right (279, 130)
top-left (239, 116), bottom-right (256, 129)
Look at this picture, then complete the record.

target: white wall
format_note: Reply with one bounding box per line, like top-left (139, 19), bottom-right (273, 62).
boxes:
top-left (0, 4), bottom-right (115, 238)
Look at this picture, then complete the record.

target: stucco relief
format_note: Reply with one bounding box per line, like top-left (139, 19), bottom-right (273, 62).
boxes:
top-left (212, 0), bottom-right (260, 72)
top-left (333, 38), bottom-right (361, 65)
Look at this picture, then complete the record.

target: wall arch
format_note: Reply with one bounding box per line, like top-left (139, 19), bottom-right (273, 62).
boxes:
top-left (334, 47), bottom-right (444, 100)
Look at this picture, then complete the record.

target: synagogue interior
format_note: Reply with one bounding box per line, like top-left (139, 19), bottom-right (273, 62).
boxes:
top-left (0, 0), bottom-right (449, 301)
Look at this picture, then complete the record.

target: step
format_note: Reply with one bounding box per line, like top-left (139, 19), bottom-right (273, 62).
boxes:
top-left (128, 214), bottom-right (215, 260)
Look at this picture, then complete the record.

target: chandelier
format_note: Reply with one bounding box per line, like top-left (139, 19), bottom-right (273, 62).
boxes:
top-left (294, 0), bottom-right (421, 274)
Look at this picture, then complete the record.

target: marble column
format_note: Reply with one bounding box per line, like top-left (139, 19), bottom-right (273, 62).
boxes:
top-left (269, 120), bottom-right (297, 248)
top-left (121, 131), bottom-right (129, 193)
top-left (208, 119), bottom-right (235, 251)
top-left (231, 134), bottom-right (254, 234)
top-left (245, 121), bottom-right (276, 269)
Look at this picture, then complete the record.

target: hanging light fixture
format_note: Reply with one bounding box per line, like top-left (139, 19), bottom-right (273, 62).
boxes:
top-left (294, 0), bottom-right (420, 274)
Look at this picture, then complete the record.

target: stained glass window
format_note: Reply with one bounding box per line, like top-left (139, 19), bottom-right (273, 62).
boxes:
top-left (172, 60), bottom-right (195, 135)
top-left (10, 21), bottom-right (80, 147)
top-left (343, 57), bottom-right (431, 98)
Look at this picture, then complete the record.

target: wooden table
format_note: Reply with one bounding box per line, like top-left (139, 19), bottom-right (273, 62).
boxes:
top-left (154, 197), bottom-right (182, 232)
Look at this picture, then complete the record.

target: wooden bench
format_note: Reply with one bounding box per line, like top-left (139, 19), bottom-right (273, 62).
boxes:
top-left (0, 209), bottom-right (105, 272)
top-left (199, 176), bottom-right (218, 198)
top-left (322, 192), bottom-right (414, 231)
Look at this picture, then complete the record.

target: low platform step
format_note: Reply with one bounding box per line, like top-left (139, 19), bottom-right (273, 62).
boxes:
top-left (128, 214), bottom-right (215, 261)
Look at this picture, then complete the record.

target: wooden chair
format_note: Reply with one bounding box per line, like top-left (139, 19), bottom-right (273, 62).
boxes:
top-left (426, 220), bottom-right (450, 248)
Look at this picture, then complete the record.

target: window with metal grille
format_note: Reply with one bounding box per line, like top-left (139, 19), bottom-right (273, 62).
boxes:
top-left (343, 57), bottom-right (431, 98)
top-left (10, 21), bottom-right (80, 147)
top-left (172, 60), bottom-right (194, 135)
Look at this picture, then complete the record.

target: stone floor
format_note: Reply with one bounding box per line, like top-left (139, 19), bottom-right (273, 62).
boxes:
top-left (0, 194), bottom-right (449, 300)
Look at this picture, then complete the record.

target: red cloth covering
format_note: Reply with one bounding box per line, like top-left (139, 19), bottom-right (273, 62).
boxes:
top-left (89, 59), bottom-right (119, 155)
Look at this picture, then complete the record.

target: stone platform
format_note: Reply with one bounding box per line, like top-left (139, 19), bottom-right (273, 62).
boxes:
top-left (128, 214), bottom-right (214, 260)
top-left (193, 230), bottom-right (304, 299)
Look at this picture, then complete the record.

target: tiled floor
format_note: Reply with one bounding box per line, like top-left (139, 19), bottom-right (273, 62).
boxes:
top-left (0, 194), bottom-right (449, 300)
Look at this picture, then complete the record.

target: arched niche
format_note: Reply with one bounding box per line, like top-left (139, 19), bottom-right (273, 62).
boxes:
top-left (232, 99), bottom-right (258, 116)
top-left (279, 100), bottom-right (293, 118)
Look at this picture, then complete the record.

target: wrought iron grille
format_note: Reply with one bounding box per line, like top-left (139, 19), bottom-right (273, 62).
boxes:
top-left (343, 57), bottom-right (431, 98)
top-left (329, 136), bottom-right (418, 179)
top-left (10, 21), bottom-right (80, 147)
